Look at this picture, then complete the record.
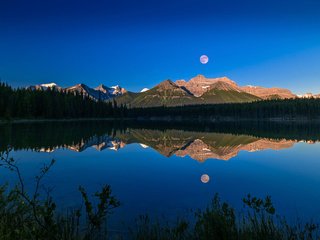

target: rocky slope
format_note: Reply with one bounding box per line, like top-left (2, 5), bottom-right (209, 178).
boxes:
top-left (241, 85), bottom-right (296, 99)
top-left (115, 80), bottom-right (196, 107)
top-left (176, 74), bottom-right (297, 99)
top-left (176, 75), bottom-right (240, 96)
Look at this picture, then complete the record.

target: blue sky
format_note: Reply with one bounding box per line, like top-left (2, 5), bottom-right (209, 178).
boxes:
top-left (1, 0), bottom-right (320, 94)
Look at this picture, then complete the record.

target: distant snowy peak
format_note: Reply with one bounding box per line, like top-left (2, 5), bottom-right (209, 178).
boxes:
top-left (66, 83), bottom-right (126, 101)
top-left (94, 84), bottom-right (127, 97)
top-left (29, 82), bottom-right (126, 101)
top-left (297, 93), bottom-right (320, 99)
top-left (28, 82), bottom-right (61, 91)
top-left (140, 88), bottom-right (149, 92)
top-left (41, 83), bottom-right (58, 88)
top-left (108, 85), bottom-right (127, 95)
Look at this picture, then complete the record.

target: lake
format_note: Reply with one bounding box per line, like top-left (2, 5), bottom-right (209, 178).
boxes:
top-left (1, 120), bottom-right (320, 230)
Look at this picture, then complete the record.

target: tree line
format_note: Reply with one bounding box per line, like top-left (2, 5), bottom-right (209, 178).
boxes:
top-left (128, 98), bottom-right (320, 120)
top-left (0, 82), bottom-right (128, 119)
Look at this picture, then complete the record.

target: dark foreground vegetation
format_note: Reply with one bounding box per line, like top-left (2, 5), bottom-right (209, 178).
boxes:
top-left (0, 150), bottom-right (319, 240)
top-left (2, 82), bottom-right (320, 121)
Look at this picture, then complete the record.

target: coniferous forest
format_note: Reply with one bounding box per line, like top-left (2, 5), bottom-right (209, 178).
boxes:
top-left (0, 82), bottom-right (127, 119)
top-left (129, 99), bottom-right (320, 120)
top-left (2, 82), bottom-right (320, 120)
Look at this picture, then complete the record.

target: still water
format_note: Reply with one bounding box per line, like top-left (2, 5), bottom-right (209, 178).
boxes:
top-left (1, 120), bottom-right (320, 228)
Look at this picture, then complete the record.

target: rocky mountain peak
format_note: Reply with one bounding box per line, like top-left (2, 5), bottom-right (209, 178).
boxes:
top-left (176, 75), bottom-right (240, 96)
top-left (95, 84), bottom-right (109, 94)
top-left (208, 80), bottom-right (242, 92)
top-left (156, 79), bottom-right (179, 90)
top-left (240, 85), bottom-right (296, 99)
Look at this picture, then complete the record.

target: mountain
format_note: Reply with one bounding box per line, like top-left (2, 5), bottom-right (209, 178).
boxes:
top-left (28, 82), bottom-right (126, 101)
top-left (115, 77), bottom-right (259, 107)
top-left (176, 75), bottom-right (240, 96)
top-left (28, 74), bottom-right (300, 107)
top-left (115, 80), bottom-right (195, 107)
top-left (66, 83), bottom-right (127, 101)
top-left (140, 88), bottom-right (149, 92)
top-left (95, 84), bottom-right (127, 96)
top-left (176, 74), bottom-right (296, 100)
top-left (297, 93), bottom-right (320, 99)
top-left (28, 83), bottom-right (62, 91)
top-left (196, 81), bottom-right (260, 103)
top-left (66, 84), bottom-right (103, 100)
top-left (241, 85), bottom-right (296, 99)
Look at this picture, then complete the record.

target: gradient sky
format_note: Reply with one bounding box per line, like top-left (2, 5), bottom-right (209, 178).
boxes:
top-left (1, 0), bottom-right (320, 94)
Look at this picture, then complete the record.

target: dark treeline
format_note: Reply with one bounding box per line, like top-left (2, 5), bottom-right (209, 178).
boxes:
top-left (128, 98), bottom-right (320, 120)
top-left (0, 82), bottom-right (127, 119)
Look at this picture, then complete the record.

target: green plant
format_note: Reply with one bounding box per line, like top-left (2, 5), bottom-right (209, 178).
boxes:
top-left (79, 185), bottom-right (120, 240)
top-left (0, 150), bottom-right (120, 240)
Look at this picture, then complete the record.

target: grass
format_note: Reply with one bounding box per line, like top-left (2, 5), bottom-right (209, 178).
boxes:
top-left (0, 150), bottom-right (320, 240)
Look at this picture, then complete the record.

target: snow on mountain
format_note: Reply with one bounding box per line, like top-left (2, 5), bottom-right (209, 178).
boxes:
top-left (92, 84), bottom-right (127, 100)
top-left (297, 93), bottom-right (320, 98)
top-left (28, 82), bottom-right (62, 91)
top-left (108, 85), bottom-right (127, 95)
top-left (40, 83), bottom-right (58, 88)
top-left (140, 88), bottom-right (149, 92)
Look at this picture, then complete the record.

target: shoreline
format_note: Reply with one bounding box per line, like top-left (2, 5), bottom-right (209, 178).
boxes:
top-left (0, 118), bottom-right (130, 124)
top-left (2, 117), bottom-right (320, 124)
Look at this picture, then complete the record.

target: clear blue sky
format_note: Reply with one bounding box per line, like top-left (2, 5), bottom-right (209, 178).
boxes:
top-left (1, 0), bottom-right (320, 94)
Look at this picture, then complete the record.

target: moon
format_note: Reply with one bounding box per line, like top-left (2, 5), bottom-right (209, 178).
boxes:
top-left (201, 174), bottom-right (210, 183)
top-left (200, 55), bottom-right (209, 64)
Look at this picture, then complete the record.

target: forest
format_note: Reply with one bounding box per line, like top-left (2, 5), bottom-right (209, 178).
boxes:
top-left (0, 82), bottom-right (127, 119)
top-left (128, 98), bottom-right (320, 120)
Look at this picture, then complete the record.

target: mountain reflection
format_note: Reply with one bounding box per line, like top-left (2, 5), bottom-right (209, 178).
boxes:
top-left (1, 121), bottom-right (319, 161)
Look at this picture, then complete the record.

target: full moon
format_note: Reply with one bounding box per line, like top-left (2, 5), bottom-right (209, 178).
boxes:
top-left (200, 55), bottom-right (209, 64)
top-left (201, 174), bottom-right (210, 183)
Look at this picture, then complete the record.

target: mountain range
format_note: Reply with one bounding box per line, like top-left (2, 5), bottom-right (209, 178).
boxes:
top-left (29, 82), bottom-right (127, 101)
top-left (29, 75), bottom-right (317, 107)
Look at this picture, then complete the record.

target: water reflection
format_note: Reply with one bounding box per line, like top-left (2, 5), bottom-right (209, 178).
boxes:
top-left (1, 120), bottom-right (320, 223)
top-left (0, 121), bottom-right (319, 161)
